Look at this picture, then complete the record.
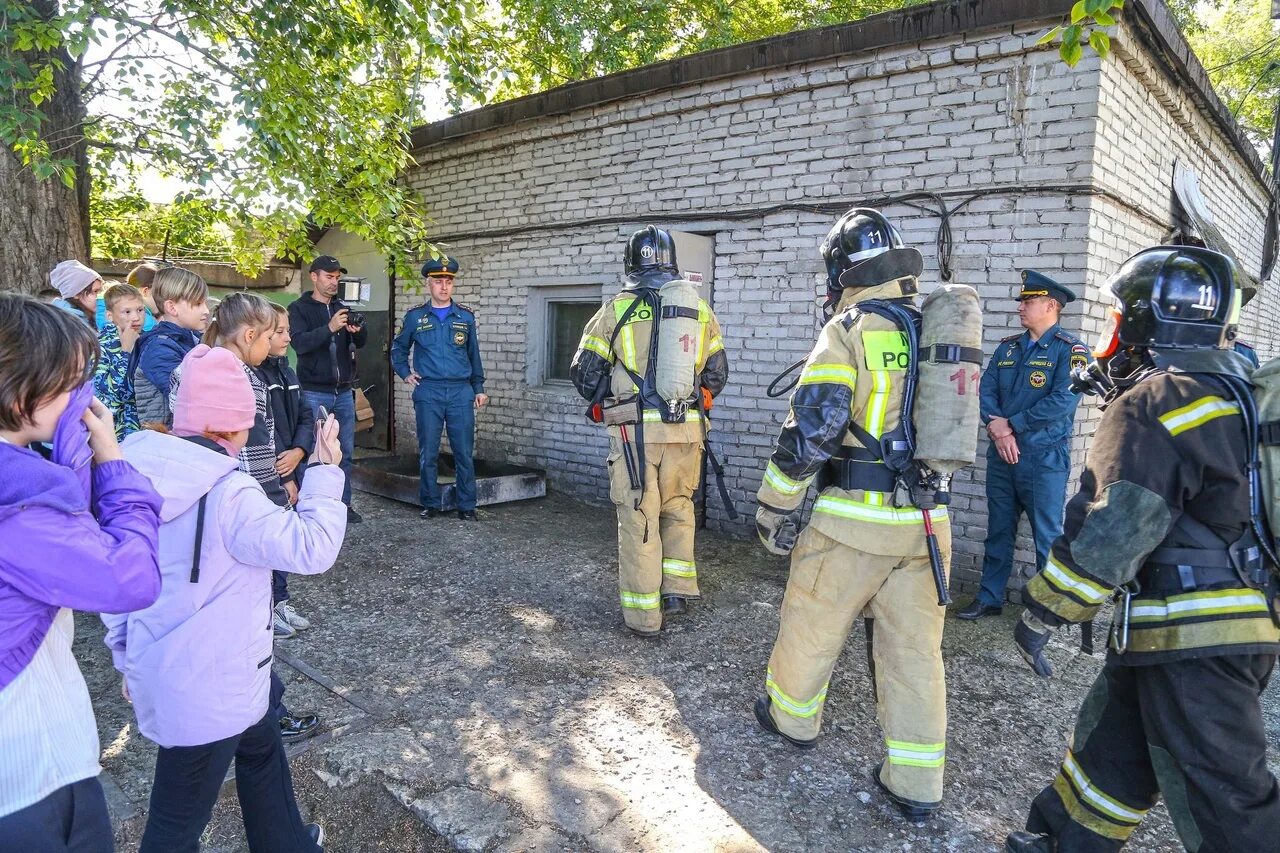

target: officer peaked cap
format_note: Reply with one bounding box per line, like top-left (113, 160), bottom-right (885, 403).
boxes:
top-left (422, 255), bottom-right (460, 277)
top-left (1017, 270), bottom-right (1075, 305)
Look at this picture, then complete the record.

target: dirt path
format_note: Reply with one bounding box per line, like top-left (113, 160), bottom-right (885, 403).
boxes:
top-left (77, 492), bottom-right (1280, 851)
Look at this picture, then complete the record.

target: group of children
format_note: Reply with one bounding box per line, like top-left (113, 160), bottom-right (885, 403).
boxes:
top-left (0, 264), bottom-right (352, 850)
top-left (46, 261), bottom-right (319, 643)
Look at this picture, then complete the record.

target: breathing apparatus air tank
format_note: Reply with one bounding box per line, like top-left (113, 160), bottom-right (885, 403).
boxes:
top-left (912, 284), bottom-right (984, 474)
top-left (653, 278), bottom-right (702, 416)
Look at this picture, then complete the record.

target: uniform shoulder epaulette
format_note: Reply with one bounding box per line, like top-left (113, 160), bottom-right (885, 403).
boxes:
top-left (454, 302), bottom-right (476, 315)
top-left (1054, 330), bottom-right (1085, 346)
top-left (1001, 332), bottom-right (1021, 342)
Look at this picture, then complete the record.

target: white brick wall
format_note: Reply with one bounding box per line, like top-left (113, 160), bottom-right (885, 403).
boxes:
top-left (390, 15), bottom-right (1276, 590)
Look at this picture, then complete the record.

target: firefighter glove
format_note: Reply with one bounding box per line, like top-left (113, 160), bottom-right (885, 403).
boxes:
top-left (756, 506), bottom-right (801, 556)
top-left (1014, 610), bottom-right (1055, 679)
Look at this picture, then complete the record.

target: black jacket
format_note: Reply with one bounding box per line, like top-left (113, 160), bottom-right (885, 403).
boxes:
top-left (288, 292), bottom-right (368, 392)
top-left (254, 356), bottom-right (314, 485)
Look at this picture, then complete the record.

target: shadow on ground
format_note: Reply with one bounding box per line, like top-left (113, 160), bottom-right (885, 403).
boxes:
top-left (74, 491), bottom-right (1280, 852)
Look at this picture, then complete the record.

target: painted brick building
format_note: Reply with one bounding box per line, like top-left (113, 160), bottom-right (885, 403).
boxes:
top-left (362, 0), bottom-right (1279, 589)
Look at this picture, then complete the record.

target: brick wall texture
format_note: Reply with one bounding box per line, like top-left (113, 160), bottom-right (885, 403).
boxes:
top-left (391, 16), bottom-right (1277, 592)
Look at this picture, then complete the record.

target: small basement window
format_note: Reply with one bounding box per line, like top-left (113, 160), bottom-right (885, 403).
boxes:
top-left (546, 301), bottom-right (599, 382)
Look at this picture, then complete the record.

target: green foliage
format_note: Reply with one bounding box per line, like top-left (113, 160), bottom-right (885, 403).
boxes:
top-left (1, 0), bottom-right (494, 275)
top-left (1036, 0), bottom-right (1122, 67)
top-left (90, 188), bottom-right (236, 262)
top-left (1185, 0), bottom-right (1280, 148)
top-left (462, 0), bottom-right (936, 101)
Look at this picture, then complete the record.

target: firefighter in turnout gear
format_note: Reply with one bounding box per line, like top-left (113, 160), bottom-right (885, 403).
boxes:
top-left (753, 208), bottom-right (954, 821)
top-left (1007, 245), bottom-right (1280, 853)
top-left (569, 227), bottom-right (729, 635)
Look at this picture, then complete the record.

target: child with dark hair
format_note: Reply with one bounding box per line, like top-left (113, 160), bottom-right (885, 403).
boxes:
top-left (0, 293), bottom-right (162, 851)
top-left (95, 282), bottom-right (147, 439)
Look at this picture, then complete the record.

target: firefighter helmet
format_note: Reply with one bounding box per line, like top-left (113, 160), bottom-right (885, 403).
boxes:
top-left (624, 226), bottom-right (679, 289)
top-left (1105, 245), bottom-right (1240, 352)
top-left (821, 208), bottom-right (904, 291)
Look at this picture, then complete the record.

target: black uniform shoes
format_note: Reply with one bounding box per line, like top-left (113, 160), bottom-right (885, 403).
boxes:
top-left (956, 599), bottom-right (1003, 620)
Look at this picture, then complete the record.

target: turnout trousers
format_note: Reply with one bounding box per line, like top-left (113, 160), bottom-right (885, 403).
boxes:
top-left (607, 434), bottom-right (702, 632)
top-left (1025, 653), bottom-right (1280, 851)
top-left (764, 525), bottom-right (951, 806)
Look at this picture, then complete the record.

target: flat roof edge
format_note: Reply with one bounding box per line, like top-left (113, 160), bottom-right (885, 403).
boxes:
top-left (408, 0), bottom-right (1072, 150)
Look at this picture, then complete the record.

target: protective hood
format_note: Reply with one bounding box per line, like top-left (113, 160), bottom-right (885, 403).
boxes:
top-left (121, 429), bottom-right (239, 522)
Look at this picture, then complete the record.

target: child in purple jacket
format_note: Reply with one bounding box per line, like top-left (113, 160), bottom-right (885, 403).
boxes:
top-left (0, 294), bottom-right (162, 851)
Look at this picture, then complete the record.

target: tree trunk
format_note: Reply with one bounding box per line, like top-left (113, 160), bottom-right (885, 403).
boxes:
top-left (0, 0), bottom-right (90, 295)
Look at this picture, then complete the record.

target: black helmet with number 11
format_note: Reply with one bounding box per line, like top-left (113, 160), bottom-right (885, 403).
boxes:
top-left (1094, 245), bottom-right (1241, 360)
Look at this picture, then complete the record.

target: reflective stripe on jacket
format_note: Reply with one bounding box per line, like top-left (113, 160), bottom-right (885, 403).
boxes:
top-left (756, 280), bottom-right (948, 557)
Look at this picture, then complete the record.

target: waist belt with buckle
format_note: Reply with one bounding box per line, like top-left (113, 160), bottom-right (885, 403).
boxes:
top-left (1144, 544), bottom-right (1261, 593)
top-left (823, 447), bottom-right (896, 493)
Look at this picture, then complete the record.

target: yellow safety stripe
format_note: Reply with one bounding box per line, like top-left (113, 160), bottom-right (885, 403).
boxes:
top-left (864, 365), bottom-right (890, 440)
top-left (708, 335), bottom-right (725, 355)
top-left (886, 739), bottom-right (946, 768)
top-left (861, 369), bottom-right (891, 506)
top-left (1123, 614), bottom-right (1280, 654)
top-left (765, 669), bottom-right (827, 718)
top-left (661, 558), bottom-right (697, 578)
top-left (797, 362), bottom-right (856, 389)
top-left (1130, 588), bottom-right (1271, 623)
top-left (1026, 573), bottom-right (1101, 624)
top-left (619, 591), bottom-right (661, 610)
top-left (763, 461), bottom-right (810, 497)
top-left (641, 409), bottom-right (704, 424)
top-left (1059, 753), bottom-right (1152, 824)
top-left (1042, 554), bottom-right (1111, 604)
top-left (581, 335), bottom-right (611, 359)
top-left (1158, 396), bottom-right (1240, 437)
top-left (814, 494), bottom-right (948, 526)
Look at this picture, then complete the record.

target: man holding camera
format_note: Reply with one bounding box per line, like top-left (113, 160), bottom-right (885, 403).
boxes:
top-left (391, 256), bottom-right (487, 520)
top-left (290, 255), bottom-right (368, 523)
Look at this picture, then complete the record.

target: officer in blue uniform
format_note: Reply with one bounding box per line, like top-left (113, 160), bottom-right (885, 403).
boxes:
top-left (391, 256), bottom-right (488, 520)
top-left (957, 271), bottom-right (1087, 619)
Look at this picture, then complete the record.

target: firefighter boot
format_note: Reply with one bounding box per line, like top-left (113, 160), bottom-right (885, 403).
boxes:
top-left (752, 697), bottom-right (817, 750)
top-left (662, 595), bottom-right (688, 616)
top-left (873, 761), bottom-right (938, 822)
top-left (1005, 832), bottom-right (1054, 852)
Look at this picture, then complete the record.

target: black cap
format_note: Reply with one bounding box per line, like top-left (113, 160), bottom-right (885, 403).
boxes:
top-left (309, 255), bottom-right (346, 274)
top-left (1017, 270), bottom-right (1075, 305)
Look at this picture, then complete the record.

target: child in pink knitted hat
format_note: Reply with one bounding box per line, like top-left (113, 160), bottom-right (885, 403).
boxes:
top-left (107, 342), bottom-right (344, 852)
top-left (170, 344), bottom-right (256, 455)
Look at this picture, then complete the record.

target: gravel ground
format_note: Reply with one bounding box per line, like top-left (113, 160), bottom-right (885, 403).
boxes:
top-left (75, 490), bottom-right (1280, 852)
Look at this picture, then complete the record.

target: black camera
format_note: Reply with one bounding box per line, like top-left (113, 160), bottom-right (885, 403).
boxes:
top-left (346, 310), bottom-right (365, 327)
